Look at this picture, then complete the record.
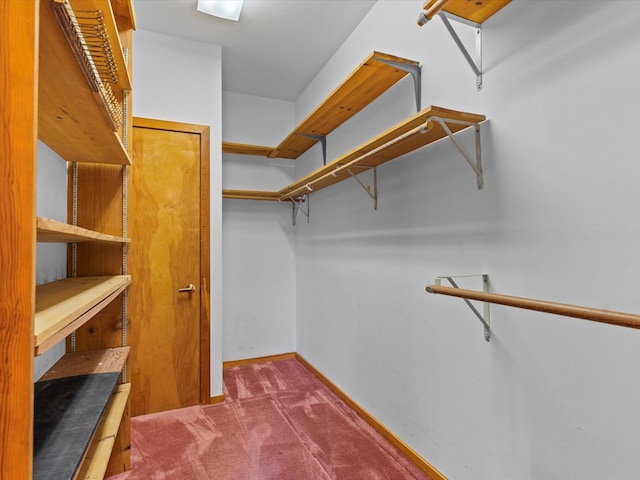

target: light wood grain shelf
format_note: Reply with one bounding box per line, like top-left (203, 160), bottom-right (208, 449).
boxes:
top-left (270, 51), bottom-right (420, 160)
top-left (280, 105), bottom-right (485, 200)
top-left (222, 142), bottom-right (276, 157)
top-left (35, 275), bottom-right (131, 356)
top-left (37, 217), bottom-right (130, 243)
top-left (38, 0), bottom-right (132, 165)
top-left (423, 0), bottom-right (511, 24)
top-left (39, 347), bottom-right (131, 381)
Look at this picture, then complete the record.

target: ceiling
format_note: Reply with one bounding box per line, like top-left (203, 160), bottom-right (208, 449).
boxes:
top-left (132, 0), bottom-right (378, 101)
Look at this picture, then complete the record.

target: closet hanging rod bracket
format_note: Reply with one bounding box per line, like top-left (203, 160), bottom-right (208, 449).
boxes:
top-left (291, 194), bottom-right (310, 225)
top-left (418, 8), bottom-right (483, 90)
top-left (373, 58), bottom-right (422, 112)
top-left (427, 274), bottom-right (491, 341)
top-left (346, 167), bottom-right (378, 210)
top-left (439, 12), bottom-right (482, 90)
top-left (431, 116), bottom-right (483, 189)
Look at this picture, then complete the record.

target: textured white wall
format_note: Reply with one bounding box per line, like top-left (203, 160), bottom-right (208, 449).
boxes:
top-left (133, 29), bottom-right (224, 395)
top-left (293, 1), bottom-right (640, 479)
top-left (221, 92), bottom-right (296, 361)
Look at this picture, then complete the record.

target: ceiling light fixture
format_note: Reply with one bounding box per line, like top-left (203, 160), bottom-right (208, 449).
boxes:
top-left (197, 0), bottom-right (244, 21)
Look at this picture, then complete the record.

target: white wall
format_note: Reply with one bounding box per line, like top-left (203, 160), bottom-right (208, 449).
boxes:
top-left (133, 29), bottom-right (224, 395)
top-left (33, 141), bottom-right (68, 380)
top-left (292, 1), bottom-right (640, 479)
top-left (221, 92), bottom-right (296, 361)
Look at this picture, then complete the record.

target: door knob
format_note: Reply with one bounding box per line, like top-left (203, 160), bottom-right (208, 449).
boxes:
top-left (178, 283), bottom-right (196, 293)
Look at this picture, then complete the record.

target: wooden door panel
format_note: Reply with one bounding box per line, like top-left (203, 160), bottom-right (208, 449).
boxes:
top-left (130, 126), bottom-right (201, 416)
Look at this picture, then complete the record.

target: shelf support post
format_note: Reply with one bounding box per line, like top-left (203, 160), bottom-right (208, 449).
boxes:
top-left (71, 161), bottom-right (78, 353)
top-left (373, 58), bottom-right (422, 112)
top-left (298, 133), bottom-right (328, 165)
top-left (346, 167), bottom-right (378, 210)
top-left (431, 116), bottom-right (483, 189)
top-left (292, 194), bottom-right (310, 225)
top-left (437, 12), bottom-right (483, 91)
top-left (431, 274), bottom-right (490, 341)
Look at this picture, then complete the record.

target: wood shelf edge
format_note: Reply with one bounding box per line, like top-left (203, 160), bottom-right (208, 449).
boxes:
top-left (34, 276), bottom-right (132, 356)
top-left (37, 217), bottom-right (130, 243)
top-left (223, 189), bottom-right (288, 202)
top-left (222, 142), bottom-right (277, 157)
top-left (75, 383), bottom-right (131, 480)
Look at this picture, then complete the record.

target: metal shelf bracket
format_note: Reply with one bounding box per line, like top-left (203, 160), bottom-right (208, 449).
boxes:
top-left (437, 12), bottom-right (483, 91)
top-left (299, 133), bottom-right (327, 166)
top-left (374, 58), bottom-right (422, 112)
top-left (292, 194), bottom-right (310, 225)
top-left (428, 274), bottom-right (491, 341)
top-left (346, 166), bottom-right (378, 210)
top-left (431, 116), bottom-right (483, 189)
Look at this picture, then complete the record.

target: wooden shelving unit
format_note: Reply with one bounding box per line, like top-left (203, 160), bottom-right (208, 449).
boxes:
top-left (280, 106), bottom-right (485, 200)
top-left (35, 348), bottom-right (131, 480)
top-left (3, 0), bottom-right (134, 477)
top-left (25, 0), bottom-right (136, 477)
top-left (223, 106), bottom-right (485, 205)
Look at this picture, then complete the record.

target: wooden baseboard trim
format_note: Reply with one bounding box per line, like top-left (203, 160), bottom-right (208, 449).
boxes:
top-left (207, 394), bottom-right (225, 405)
top-left (223, 352), bottom-right (296, 369)
top-left (294, 353), bottom-right (447, 480)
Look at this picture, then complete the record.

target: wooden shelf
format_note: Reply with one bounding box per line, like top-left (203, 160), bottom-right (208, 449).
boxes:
top-left (222, 190), bottom-right (283, 201)
top-left (425, 0), bottom-right (511, 24)
top-left (35, 276), bottom-right (131, 356)
top-left (39, 347), bottom-right (131, 381)
top-left (34, 348), bottom-right (130, 480)
top-left (37, 217), bottom-right (130, 243)
top-left (223, 142), bottom-right (276, 157)
top-left (270, 51), bottom-right (420, 159)
top-left (279, 106), bottom-right (485, 200)
top-left (38, 0), bottom-right (132, 165)
top-left (77, 383), bottom-right (131, 480)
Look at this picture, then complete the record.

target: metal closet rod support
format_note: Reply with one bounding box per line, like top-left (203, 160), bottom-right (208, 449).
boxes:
top-left (417, 0), bottom-right (451, 25)
top-left (426, 284), bottom-right (640, 330)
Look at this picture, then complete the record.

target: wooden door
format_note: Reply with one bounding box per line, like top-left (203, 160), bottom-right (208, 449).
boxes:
top-left (129, 118), bottom-right (210, 416)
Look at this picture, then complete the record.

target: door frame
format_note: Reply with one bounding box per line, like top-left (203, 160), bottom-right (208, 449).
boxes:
top-left (132, 117), bottom-right (211, 404)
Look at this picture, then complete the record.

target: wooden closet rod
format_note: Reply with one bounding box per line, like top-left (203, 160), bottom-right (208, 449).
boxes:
top-left (426, 284), bottom-right (640, 330)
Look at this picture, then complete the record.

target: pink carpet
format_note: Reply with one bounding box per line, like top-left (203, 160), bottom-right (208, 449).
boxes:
top-left (107, 358), bottom-right (432, 480)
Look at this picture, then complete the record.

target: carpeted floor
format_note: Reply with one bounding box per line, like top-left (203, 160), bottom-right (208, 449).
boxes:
top-left (107, 358), bottom-right (431, 480)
